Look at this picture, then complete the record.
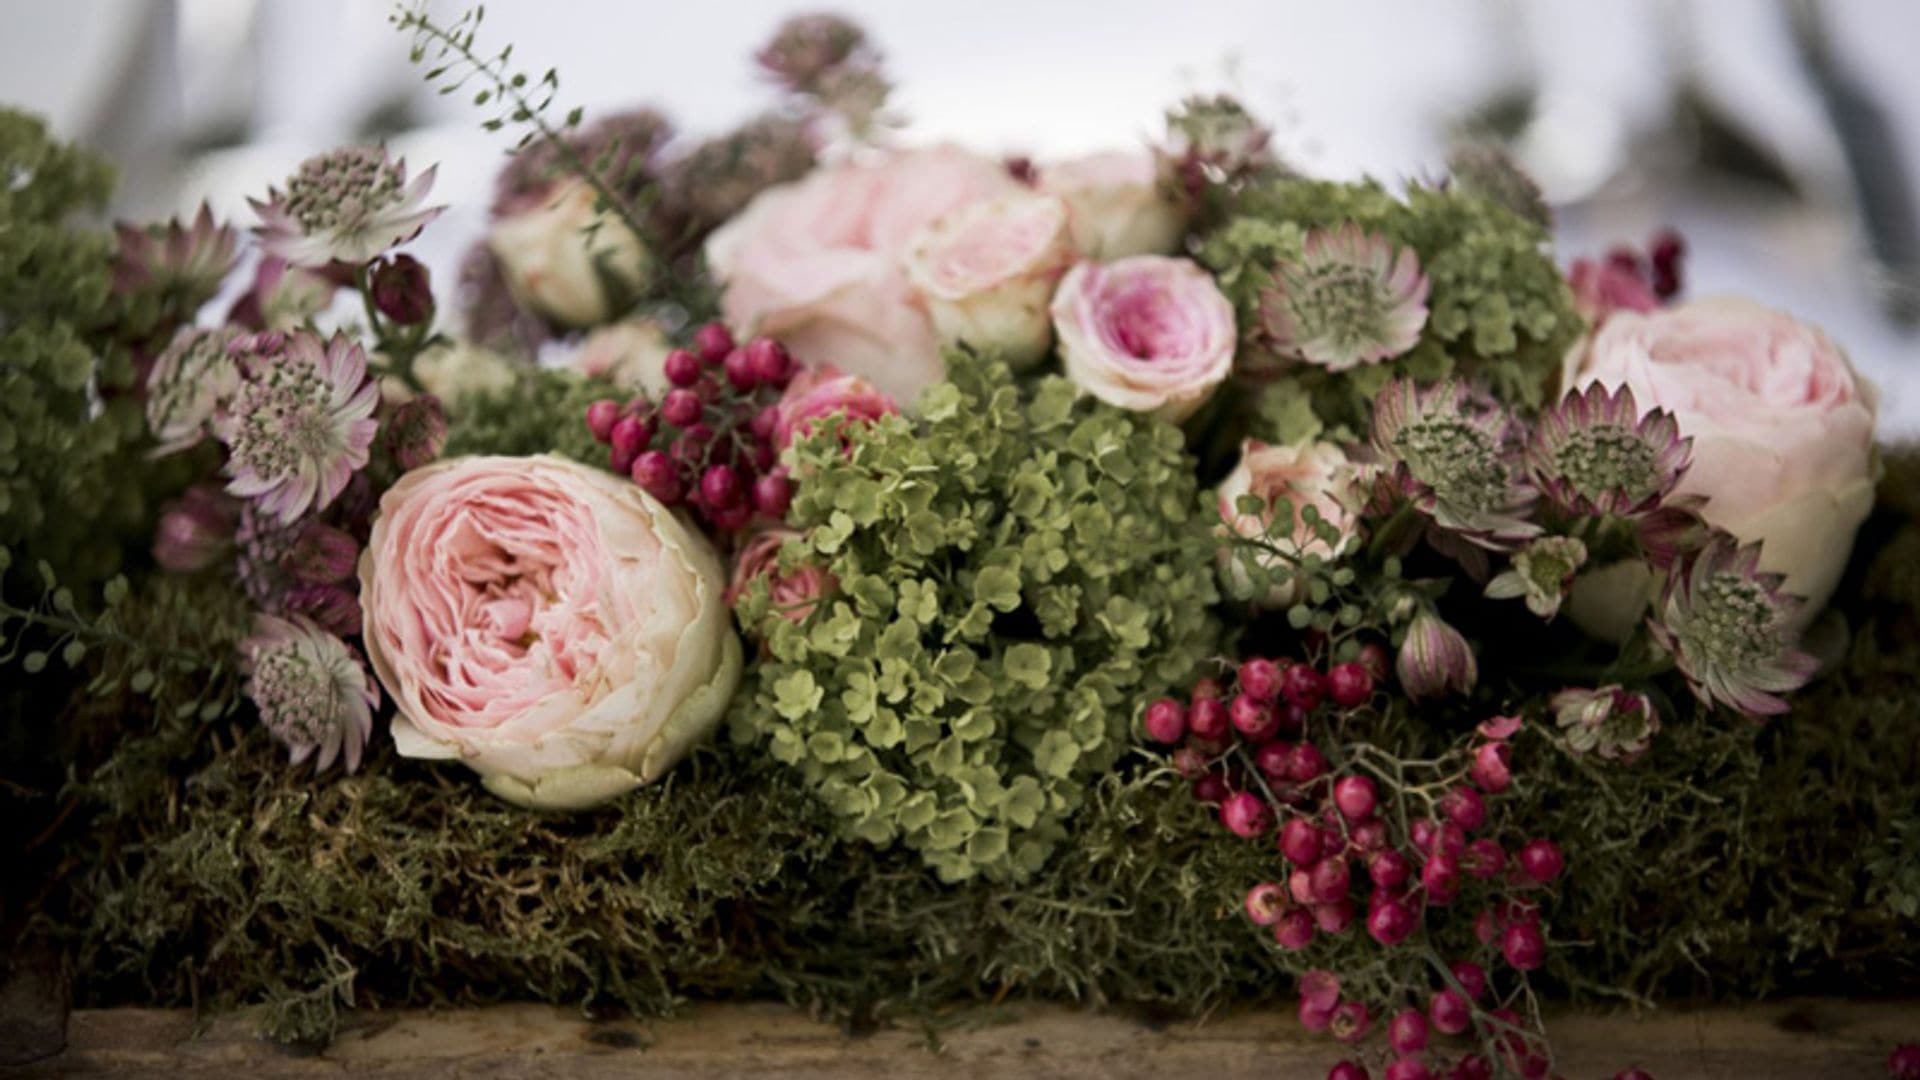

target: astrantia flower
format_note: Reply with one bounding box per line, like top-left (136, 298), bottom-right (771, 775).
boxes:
top-left (1649, 538), bottom-right (1818, 717)
top-left (251, 146), bottom-right (443, 267)
top-left (1164, 93), bottom-right (1274, 193)
top-left (241, 614), bottom-right (378, 773)
top-left (1485, 535), bottom-right (1587, 620)
top-left (112, 202), bottom-right (239, 306)
top-left (1259, 223), bottom-right (1429, 371)
top-left (1551, 684), bottom-right (1659, 761)
top-left (215, 332), bottom-right (380, 524)
top-left (146, 326), bottom-right (243, 455)
top-left (1529, 383), bottom-right (1690, 517)
top-left (1372, 379), bottom-right (1539, 548)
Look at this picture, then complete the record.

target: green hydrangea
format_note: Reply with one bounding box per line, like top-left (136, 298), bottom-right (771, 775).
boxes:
top-left (731, 359), bottom-right (1220, 882)
top-left (442, 366), bottom-right (615, 463)
top-left (1200, 175), bottom-right (1583, 440)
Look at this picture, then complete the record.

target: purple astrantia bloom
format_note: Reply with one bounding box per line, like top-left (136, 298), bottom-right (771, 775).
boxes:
top-left (215, 331), bottom-right (379, 524)
top-left (146, 326), bottom-right (244, 456)
top-left (251, 146), bottom-right (443, 268)
top-left (1259, 223), bottom-right (1429, 372)
top-left (1528, 382), bottom-right (1691, 518)
top-left (112, 202), bottom-right (240, 306)
top-left (1372, 378), bottom-right (1539, 550)
top-left (242, 614), bottom-right (378, 773)
top-left (1551, 685), bottom-right (1660, 761)
top-left (1649, 537), bottom-right (1818, 717)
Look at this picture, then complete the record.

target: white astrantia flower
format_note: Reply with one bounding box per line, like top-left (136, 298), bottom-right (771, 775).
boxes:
top-left (242, 614), bottom-right (378, 773)
top-left (251, 146), bottom-right (443, 267)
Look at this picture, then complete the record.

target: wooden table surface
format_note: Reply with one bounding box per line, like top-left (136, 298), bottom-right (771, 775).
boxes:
top-left (4, 999), bottom-right (1915, 1078)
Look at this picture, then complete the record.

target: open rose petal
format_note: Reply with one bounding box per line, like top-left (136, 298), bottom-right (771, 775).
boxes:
top-left (1051, 255), bottom-right (1235, 422)
top-left (904, 190), bottom-right (1074, 367)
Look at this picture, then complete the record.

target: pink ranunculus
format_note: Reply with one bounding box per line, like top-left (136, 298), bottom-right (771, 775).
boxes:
top-left (903, 190), bottom-right (1075, 368)
top-left (358, 454), bottom-right (741, 810)
top-left (1035, 150), bottom-right (1188, 259)
top-left (771, 364), bottom-right (900, 450)
top-left (1566, 297), bottom-right (1879, 619)
top-left (1051, 255), bottom-right (1236, 422)
top-left (1215, 439), bottom-right (1363, 607)
top-left (704, 145), bottom-right (1019, 402)
top-left (725, 526), bottom-right (836, 630)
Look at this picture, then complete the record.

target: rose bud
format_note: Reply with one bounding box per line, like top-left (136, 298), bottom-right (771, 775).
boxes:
top-left (903, 190), bottom-right (1075, 369)
top-left (1051, 255), bottom-right (1234, 423)
top-left (383, 394), bottom-right (449, 471)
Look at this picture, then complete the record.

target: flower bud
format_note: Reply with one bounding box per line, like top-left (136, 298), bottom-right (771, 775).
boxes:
top-left (370, 254), bottom-right (434, 326)
top-left (1396, 609), bottom-right (1477, 701)
top-left (384, 394), bottom-right (449, 471)
top-left (152, 484), bottom-right (239, 573)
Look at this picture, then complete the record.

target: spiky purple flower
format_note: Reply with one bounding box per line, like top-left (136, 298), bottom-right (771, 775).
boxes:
top-left (1372, 379), bottom-right (1539, 549)
top-left (241, 614), bottom-right (377, 773)
top-left (112, 202), bottom-right (240, 306)
top-left (1529, 383), bottom-right (1690, 517)
top-left (251, 146), bottom-right (443, 267)
top-left (215, 331), bottom-right (379, 524)
top-left (146, 326), bottom-right (243, 456)
top-left (1649, 537), bottom-right (1818, 717)
top-left (1551, 685), bottom-right (1660, 761)
top-left (1260, 223), bottom-right (1429, 371)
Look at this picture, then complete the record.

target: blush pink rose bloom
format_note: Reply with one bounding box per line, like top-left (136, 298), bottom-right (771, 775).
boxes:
top-left (1035, 150), bottom-right (1188, 259)
top-left (771, 364), bottom-right (900, 450)
top-left (1216, 440), bottom-right (1363, 607)
top-left (903, 190), bottom-right (1075, 368)
top-left (1566, 296), bottom-right (1878, 621)
top-left (725, 526), bottom-right (836, 630)
top-left (358, 454), bottom-right (741, 811)
top-left (1051, 255), bottom-right (1236, 422)
top-left (705, 145), bottom-right (1019, 402)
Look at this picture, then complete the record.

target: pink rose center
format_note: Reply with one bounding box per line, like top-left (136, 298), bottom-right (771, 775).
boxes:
top-left (1101, 278), bottom-right (1205, 363)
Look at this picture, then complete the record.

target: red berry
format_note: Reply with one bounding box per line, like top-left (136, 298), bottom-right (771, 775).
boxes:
top-left (1280, 817), bottom-right (1324, 865)
top-left (1143, 698), bottom-right (1187, 744)
top-left (664, 348), bottom-right (703, 388)
top-left (1244, 881), bottom-right (1287, 926)
top-left (1328, 1063), bottom-right (1370, 1080)
top-left (1432, 823), bottom-right (1468, 860)
top-left (1428, 989), bottom-right (1471, 1035)
top-left (1190, 676), bottom-right (1224, 702)
top-left (1326, 661), bottom-right (1373, 708)
top-left (610, 414), bottom-right (649, 458)
top-left (1333, 775), bottom-right (1377, 821)
top-left (692, 322), bottom-right (734, 363)
top-left (1613, 1071), bottom-right (1655, 1080)
top-left (662, 388), bottom-right (703, 427)
top-left (1254, 740), bottom-right (1293, 779)
top-left (1273, 907), bottom-right (1315, 950)
top-left (1290, 868), bottom-right (1317, 906)
top-left (1358, 642), bottom-right (1390, 679)
top-left (1385, 1060), bottom-right (1431, 1080)
top-left (750, 339), bottom-right (794, 386)
top-left (1188, 697), bottom-right (1229, 741)
top-left (1894, 1045), bottom-right (1920, 1080)
top-left (1329, 1001), bottom-right (1371, 1043)
top-left (1367, 897), bottom-right (1416, 946)
top-left (1349, 819), bottom-right (1388, 851)
top-left (1462, 839), bottom-right (1506, 879)
top-left (1421, 852), bottom-right (1461, 905)
top-left (1500, 920), bottom-right (1546, 971)
top-left (1410, 819), bottom-right (1439, 854)
top-left (709, 503), bottom-right (752, 531)
top-left (1470, 742), bottom-right (1512, 793)
top-left (631, 450), bottom-right (682, 503)
top-left (1451, 1055), bottom-right (1493, 1080)
top-left (1388, 1007), bottom-right (1429, 1054)
top-left (1312, 899), bottom-right (1354, 934)
top-left (700, 464), bottom-right (743, 508)
top-left (1238, 657), bottom-right (1282, 701)
top-left (1367, 850), bottom-right (1411, 890)
top-left (1170, 747), bottom-right (1209, 780)
top-left (1450, 960), bottom-right (1488, 1001)
top-left (1277, 702), bottom-right (1310, 733)
top-left (723, 347), bottom-right (759, 391)
top-left (752, 471), bottom-right (793, 518)
top-left (585, 399), bottom-right (621, 442)
top-left (1220, 792), bottom-right (1272, 838)
top-left (1516, 839), bottom-right (1564, 884)
top-left (1310, 856), bottom-right (1351, 902)
top-left (1441, 786), bottom-right (1487, 832)
top-left (610, 443), bottom-right (639, 476)
top-left (1286, 742), bottom-right (1327, 783)
top-left (1192, 773), bottom-right (1229, 803)
top-left (1230, 694), bottom-right (1280, 742)
top-left (1280, 663), bottom-right (1325, 710)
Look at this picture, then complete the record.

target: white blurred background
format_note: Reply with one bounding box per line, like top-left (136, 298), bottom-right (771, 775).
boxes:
top-left (3, 0), bottom-right (1917, 431)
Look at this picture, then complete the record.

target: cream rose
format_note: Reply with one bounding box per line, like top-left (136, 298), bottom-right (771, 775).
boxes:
top-left (1566, 296), bottom-right (1878, 621)
top-left (569, 319), bottom-right (678, 396)
top-left (1051, 255), bottom-right (1236, 422)
top-left (1035, 150), bottom-right (1187, 259)
top-left (358, 454), bottom-right (741, 810)
top-left (410, 340), bottom-right (519, 403)
top-left (903, 190), bottom-right (1074, 368)
top-left (488, 178), bottom-right (651, 328)
top-left (704, 144), bottom-right (1019, 402)
top-left (1216, 439), bottom-right (1363, 607)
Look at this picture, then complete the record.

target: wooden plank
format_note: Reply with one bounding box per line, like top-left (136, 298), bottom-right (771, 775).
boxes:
top-left (5, 999), bottom-right (1914, 1078)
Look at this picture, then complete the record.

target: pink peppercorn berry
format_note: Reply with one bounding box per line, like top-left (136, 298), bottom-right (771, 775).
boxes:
top-left (663, 348), bottom-right (702, 388)
top-left (1326, 660), bottom-right (1373, 708)
top-left (1384, 1059), bottom-right (1431, 1080)
top-left (1428, 988), bottom-right (1471, 1035)
top-left (1389, 1007), bottom-right (1430, 1054)
top-left (585, 399), bottom-right (621, 441)
top-left (1501, 920), bottom-right (1547, 971)
top-left (1238, 657), bottom-right (1283, 701)
top-left (1142, 698), bottom-right (1187, 745)
top-left (1333, 775), bottom-right (1377, 821)
top-left (1188, 697), bottom-right (1229, 741)
top-left (1273, 907), bottom-right (1315, 950)
top-left (1280, 663), bottom-right (1325, 710)
top-left (1327, 1062), bottom-right (1370, 1080)
top-left (1893, 1044), bottom-right (1920, 1080)
top-left (1367, 897), bottom-right (1416, 946)
top-left (692, 322), bottom-right (734, 363)
top-left (1517, 839), bottom-right (1564, 884)
top-left (1220, 791), bottom-right (1272, 838)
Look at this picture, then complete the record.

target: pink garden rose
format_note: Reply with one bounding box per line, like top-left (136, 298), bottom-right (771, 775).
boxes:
top-left (771, 364), bottom-right (900, 450)
top-left (1216, 439), bottom-right (1363, 607)
top-left (1051, 255), bottom-right (1236, 422)
top-left (903, 189), bottom-right (1075, 368)
top-left (704, 145), bottom-right (1018, 402)
top-left (1566, 296), bottom-right (1878, 620)
top-left (1035, 150), bottom-right (1188, 259)
top-left (725, 526), bottom-right (836, 630)
top-left (358, 454), bottom-right (741, 810)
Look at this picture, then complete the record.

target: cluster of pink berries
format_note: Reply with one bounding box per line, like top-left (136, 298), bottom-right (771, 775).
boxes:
top-left (1142, 652), bottom-right (1575, 1079)
top-left (585, 322), bottom-right (796, 533)
top-left (1606, 228), bottom-right (1686, 301)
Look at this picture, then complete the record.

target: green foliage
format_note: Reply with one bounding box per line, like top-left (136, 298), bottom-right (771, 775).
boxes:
top-left (1199, 175), bottom-right (1584, 439)
top-left (731, 359), bottom-right (1222, 882)
top-left (442, 366), bottom-right (617, 462)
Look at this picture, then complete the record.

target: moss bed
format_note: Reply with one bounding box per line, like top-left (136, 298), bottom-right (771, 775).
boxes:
top-left (13, 457), bottom-right (1920, 1048)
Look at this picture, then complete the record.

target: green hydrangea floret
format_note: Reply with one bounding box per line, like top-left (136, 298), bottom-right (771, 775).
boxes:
top-left (731, 358), bottom-right (1220, 882)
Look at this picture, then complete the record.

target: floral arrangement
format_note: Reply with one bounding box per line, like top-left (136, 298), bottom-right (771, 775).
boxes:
top-left (3, 8), bottom-right (1916, 1079)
